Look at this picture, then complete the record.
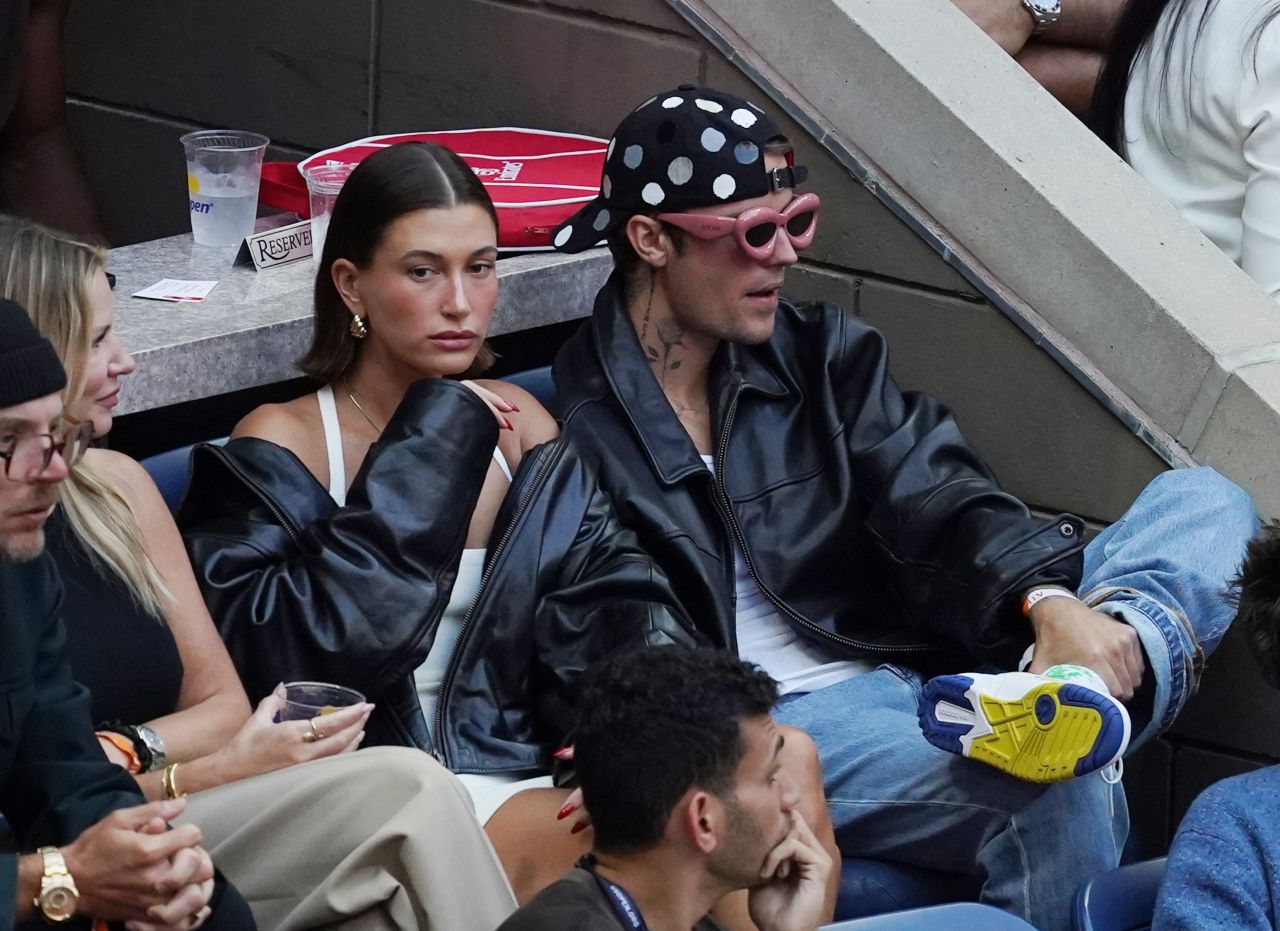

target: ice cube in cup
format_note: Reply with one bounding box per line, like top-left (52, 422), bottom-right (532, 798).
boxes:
top-left (280, 681), bottom-right (366, 721)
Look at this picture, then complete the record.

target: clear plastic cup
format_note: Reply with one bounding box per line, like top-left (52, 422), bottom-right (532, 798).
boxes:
top-left (279, 681), bottom-right (366, 721)
top-left (303, 163), bottom-right (357, 263)
top-left (181, 130), bottom-right (270, 247)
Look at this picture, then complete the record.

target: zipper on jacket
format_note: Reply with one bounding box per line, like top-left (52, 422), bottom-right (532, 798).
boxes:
top-left (431, 440), bottom-right (563, 768)
top-left (712, 393), bottom-right (933, 656)
top-left (211, 446), bottom-right (305, 546)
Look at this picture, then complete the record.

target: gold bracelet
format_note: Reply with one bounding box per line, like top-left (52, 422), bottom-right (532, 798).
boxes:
top-left (162, 763), bottom-right (186, 800)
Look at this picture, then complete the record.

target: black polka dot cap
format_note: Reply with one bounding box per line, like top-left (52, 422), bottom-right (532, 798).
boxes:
top-left (551, 84), bottom-right (796, 254)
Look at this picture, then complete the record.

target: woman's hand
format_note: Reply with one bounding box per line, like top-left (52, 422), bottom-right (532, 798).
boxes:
top-left (206, 686), bottom-right (373, 785)
top-left (460, 380), bottom-right (518, 431)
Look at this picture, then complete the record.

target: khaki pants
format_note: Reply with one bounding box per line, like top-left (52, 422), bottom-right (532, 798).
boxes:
top-left (177, 746), bottom-right (517, 931)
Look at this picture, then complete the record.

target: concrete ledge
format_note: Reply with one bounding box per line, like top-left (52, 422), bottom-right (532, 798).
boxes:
top-left (109, 233), bottom-right (609, 414)
top-left (671, 0), bottom-right (1280, 512)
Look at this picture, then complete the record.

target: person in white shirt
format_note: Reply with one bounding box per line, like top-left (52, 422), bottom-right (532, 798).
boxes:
top-left (1091, 0), bottom-right (1280, 297)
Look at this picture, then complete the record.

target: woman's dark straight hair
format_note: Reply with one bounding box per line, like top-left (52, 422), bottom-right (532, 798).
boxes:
top-left (300, 142), bottom-right (501, 382)
top-left (1089, 0), bottom-right (1280, 154)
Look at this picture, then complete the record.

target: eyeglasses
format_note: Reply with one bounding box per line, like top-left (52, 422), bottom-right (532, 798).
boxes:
top-left (0, 421), bottom-right (92, 480)
top-left (656, 192), bottom-right (821, 262)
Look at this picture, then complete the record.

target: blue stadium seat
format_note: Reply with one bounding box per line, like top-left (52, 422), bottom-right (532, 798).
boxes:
top-left (503, 365), bottom-right (555, 405)
top-left (1071, 857), bottom-right (1167, 931)
top-left (822, 902), bottom-right (1037, 929)
top-left (140, 437), bottom-right (226, 512)
top-left (835, 859), bottom-right (979, 920)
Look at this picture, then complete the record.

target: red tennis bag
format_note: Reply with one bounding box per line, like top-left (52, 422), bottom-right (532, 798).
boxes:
top-left (285, 128), bottom-right (607, 251)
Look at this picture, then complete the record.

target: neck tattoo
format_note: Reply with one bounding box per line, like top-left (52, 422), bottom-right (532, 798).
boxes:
top-left (342, 375), bottom-right (385, 433)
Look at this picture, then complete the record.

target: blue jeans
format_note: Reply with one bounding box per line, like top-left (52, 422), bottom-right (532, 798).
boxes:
top-left (775, 467), bottom-right (1258, 931)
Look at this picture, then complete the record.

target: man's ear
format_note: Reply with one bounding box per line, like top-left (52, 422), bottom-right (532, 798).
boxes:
top-left (331, 258), bottom-right (362, 315)
top-left (679, 790), bottom-right (723, 855)
top-left (626, 215), bottom-right (674, 269)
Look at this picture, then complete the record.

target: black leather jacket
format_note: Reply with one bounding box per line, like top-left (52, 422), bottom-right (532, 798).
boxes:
top-left (552, 274), bottom-right (1086, 671)
top-left (177, 378), bottom-right (695, 775)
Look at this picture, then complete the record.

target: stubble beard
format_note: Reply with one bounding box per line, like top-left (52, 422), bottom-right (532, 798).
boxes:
top-left (0, 529), bottom-right (46, 563)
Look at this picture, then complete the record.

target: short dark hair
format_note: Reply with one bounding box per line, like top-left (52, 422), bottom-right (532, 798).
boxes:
top-left (574, 647), bottom-right (779, 855)
top-left (608, 134), bottom-right (794, 284)
top-left (300, 142), bottom-right (500, 382)
top-left (1236, 520), bottom-right (1280, 688)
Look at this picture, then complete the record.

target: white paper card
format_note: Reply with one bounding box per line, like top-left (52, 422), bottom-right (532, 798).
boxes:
top-left (132, 279), bottom-right (219, 302)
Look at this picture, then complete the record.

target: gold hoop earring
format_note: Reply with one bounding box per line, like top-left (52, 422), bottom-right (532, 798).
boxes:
top-left (349, 314), bottom-right (368, 339)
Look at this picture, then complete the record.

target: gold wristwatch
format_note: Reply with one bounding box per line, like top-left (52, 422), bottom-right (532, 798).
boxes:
top-left (33, 846), bottom-right (79, 923)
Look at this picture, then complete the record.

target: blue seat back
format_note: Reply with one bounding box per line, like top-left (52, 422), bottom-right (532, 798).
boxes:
top-left (140, 437), bottom-right (226, 513)
top-left (503, 365), bottom-right (554, 406)
top-left (1071, 857), bottom-right (1167, 931)
top-left (835, 858), bottom-right (979, 920)
top-left (823, 902), bottom-right (1037, 929)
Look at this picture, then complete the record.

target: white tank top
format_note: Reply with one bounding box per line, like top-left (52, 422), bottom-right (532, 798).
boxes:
top-left (700, 454), bottom-right (871, 695)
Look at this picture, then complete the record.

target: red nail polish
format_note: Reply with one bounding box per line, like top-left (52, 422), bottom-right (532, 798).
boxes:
top-left (570, 821), bottom-right (587, 835)
top-left (557, 801), bottom-right (575, 820)
top-left (553, 746), bottom-right (573, 760)
top-left (510, 402), bottom-right (521, 412)
top-left (503, 417), bottom-right (514, 430)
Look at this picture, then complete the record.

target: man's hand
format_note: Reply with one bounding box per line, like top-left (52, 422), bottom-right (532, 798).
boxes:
top-left (951, 0), bottom-right (1035, 54)
top-left (747, 810), bottom-right (833, 931)
top-left (59, 798), bottom-right (213, 925)
top-left (1028, 595), bottom-right (1145, 699)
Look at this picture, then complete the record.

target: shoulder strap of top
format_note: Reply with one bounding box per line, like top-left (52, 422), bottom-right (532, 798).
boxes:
top-left (492, 444), bottom-right (513, 483)
top-left (315, 385), bottom-right (347, 505)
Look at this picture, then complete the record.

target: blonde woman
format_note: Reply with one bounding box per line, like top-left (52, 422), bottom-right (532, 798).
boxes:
top-left (0, 215), bottom-right (517, 931)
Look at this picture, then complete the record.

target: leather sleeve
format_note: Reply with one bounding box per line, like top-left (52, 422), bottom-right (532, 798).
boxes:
top-left (178, 379), bottom-right (498, 703)
top-left (528, 451), bottom-right (700, 748)
top-left (827, 305), bottom-right (1085, 667)
top-left (1, 558), bottom-right (143, 856)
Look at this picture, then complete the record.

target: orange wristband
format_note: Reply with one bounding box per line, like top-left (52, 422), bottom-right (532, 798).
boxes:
top-left (95, 731), bottom-right (142, 775)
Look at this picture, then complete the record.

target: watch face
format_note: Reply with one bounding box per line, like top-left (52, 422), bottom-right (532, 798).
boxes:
top-left (41, 885), bottom-right (77, 921)
top-left (1027, 0), bottom-right (1061, 12)
top-left (136, 724), bottom-right (166, 769)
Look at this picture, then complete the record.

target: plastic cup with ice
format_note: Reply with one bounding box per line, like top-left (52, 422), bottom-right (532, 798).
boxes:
top-left (181, 130), bottom-right (270, 247)
top-left (303, 162), bottom-right (357, 264)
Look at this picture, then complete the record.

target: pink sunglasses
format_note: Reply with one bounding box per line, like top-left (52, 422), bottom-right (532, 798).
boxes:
top-left (656, 192), bottom-right (821, 261)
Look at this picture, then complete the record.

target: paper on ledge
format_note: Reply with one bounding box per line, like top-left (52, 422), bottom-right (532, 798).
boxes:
top-left (132, 279), bottom-right (218, 302)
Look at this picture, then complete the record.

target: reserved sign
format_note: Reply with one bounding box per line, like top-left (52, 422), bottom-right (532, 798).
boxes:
top-left (236, 219), bottom-right (313, 270)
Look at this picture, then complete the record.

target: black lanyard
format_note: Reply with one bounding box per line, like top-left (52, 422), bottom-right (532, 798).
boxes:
top-left (581, 857), bottom-right (650, 931)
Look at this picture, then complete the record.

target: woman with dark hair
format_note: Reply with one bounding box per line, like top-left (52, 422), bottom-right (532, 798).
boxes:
top-left (177, 142), bottom-right (700, 900)
top-left (1090, 0), bottom-right (1280, 296)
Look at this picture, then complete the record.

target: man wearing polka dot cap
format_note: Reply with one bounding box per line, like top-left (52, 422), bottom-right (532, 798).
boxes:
top-left (552, 85), bottom-right (1257, 930)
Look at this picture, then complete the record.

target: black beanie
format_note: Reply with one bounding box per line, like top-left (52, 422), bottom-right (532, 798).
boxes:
top-left (0, 298), bottom-right (66, 409)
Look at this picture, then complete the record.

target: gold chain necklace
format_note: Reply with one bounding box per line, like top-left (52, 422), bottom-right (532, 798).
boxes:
top-left (342, 376), bottom-right (385, 433)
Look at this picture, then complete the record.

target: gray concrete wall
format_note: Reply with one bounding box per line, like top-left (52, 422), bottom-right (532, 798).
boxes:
top-left (65, 0), bottom-right (1241, 851)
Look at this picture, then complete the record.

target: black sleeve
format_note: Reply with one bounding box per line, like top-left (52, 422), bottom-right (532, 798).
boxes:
top-left (530, 462), bottom-right (700, 746)
top-left (0, 558), bottom-right (143, 872)
top-left (828, 306), bottom-right (1084, 666)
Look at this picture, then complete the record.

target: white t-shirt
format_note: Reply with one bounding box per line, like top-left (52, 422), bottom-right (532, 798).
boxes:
top-left (1124, 0), bottom-right (1280, 297)
top-left (702, 455), bottom-right (872, 694)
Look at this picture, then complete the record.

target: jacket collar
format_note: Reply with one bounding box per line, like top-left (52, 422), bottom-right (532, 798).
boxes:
top-left (590, 272), bottom-right (789, 486)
